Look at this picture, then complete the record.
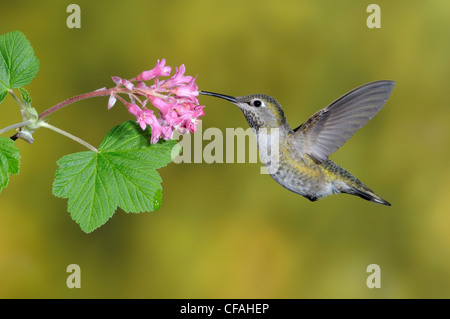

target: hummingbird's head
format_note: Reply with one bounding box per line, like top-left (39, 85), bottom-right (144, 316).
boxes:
top-left (200, 91), bottom-right (290, 131)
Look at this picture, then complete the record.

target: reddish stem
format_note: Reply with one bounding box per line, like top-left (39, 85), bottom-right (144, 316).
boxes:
top-left (38, 88), bottom-right (113, 120)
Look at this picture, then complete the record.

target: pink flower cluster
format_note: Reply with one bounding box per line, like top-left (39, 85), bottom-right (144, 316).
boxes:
top-left (108, 59), bottom-right (205, 144)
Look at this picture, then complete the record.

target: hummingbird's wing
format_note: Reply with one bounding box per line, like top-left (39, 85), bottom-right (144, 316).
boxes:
top-left (291, 80), bottom-right (395, 163)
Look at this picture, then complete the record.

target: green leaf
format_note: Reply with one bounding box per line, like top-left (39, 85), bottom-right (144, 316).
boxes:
top-left (53, 121), bottom-right (181, 233)
top-left (0, 137), bottom-right (20, 193)
top-left (0, 31), bottom-right (40, 97)
top-left (19, 87), bottom-right (32, 105)
top-left (0, 90), bottom-right (7, 103)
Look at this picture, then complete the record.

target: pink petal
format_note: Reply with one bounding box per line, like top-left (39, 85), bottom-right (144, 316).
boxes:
top-left (127, 103), bottom-right (142, 118)
top-left (108, 94), bottom-right (117, 109)
top-left (138, 119), bottom-right (147, 130)
top-left (136, 59), bottom-right (172, 81)
top-left (150, 96), bottom-right (172, 114)
top-left (112, 76), bottom-right (122, 86)
top-left (123, 79), bottom-right (134, 90)
top-left (164, 64), bottom-right (193, 88)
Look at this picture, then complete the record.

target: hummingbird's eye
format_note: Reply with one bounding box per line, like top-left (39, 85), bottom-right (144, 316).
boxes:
top-left (252, 99), bottom-right (262, 107)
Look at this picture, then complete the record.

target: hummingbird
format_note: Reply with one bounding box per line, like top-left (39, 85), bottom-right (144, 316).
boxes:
top-left (200, 80), bottom-right (394, 206)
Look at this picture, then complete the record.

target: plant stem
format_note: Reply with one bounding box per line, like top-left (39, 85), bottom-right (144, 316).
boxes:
top-left (40, 122), bottom-right (98, 152)
top-left (38, 88), bottom-right (113, 120)
top-left (8, 89), bottom-right (25, 110)
top-left (0, 120), bottom-right (32, 135)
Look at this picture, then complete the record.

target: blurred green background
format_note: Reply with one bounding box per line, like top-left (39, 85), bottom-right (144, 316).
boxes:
top-left (1, 0), bottom-right (449, 298)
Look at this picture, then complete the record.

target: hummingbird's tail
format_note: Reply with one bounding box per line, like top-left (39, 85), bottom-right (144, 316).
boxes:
top-left (323, 160), bottom-right (391, 206)
top-left (344, 185), bottom-right (391, 206)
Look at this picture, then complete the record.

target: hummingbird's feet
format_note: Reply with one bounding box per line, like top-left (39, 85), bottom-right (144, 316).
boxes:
top-left (304, 194), bottom-right (319, 202)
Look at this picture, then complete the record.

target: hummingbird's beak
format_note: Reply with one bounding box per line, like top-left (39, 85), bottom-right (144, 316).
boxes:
top-left (200, 91), bottom-right (239, 103)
